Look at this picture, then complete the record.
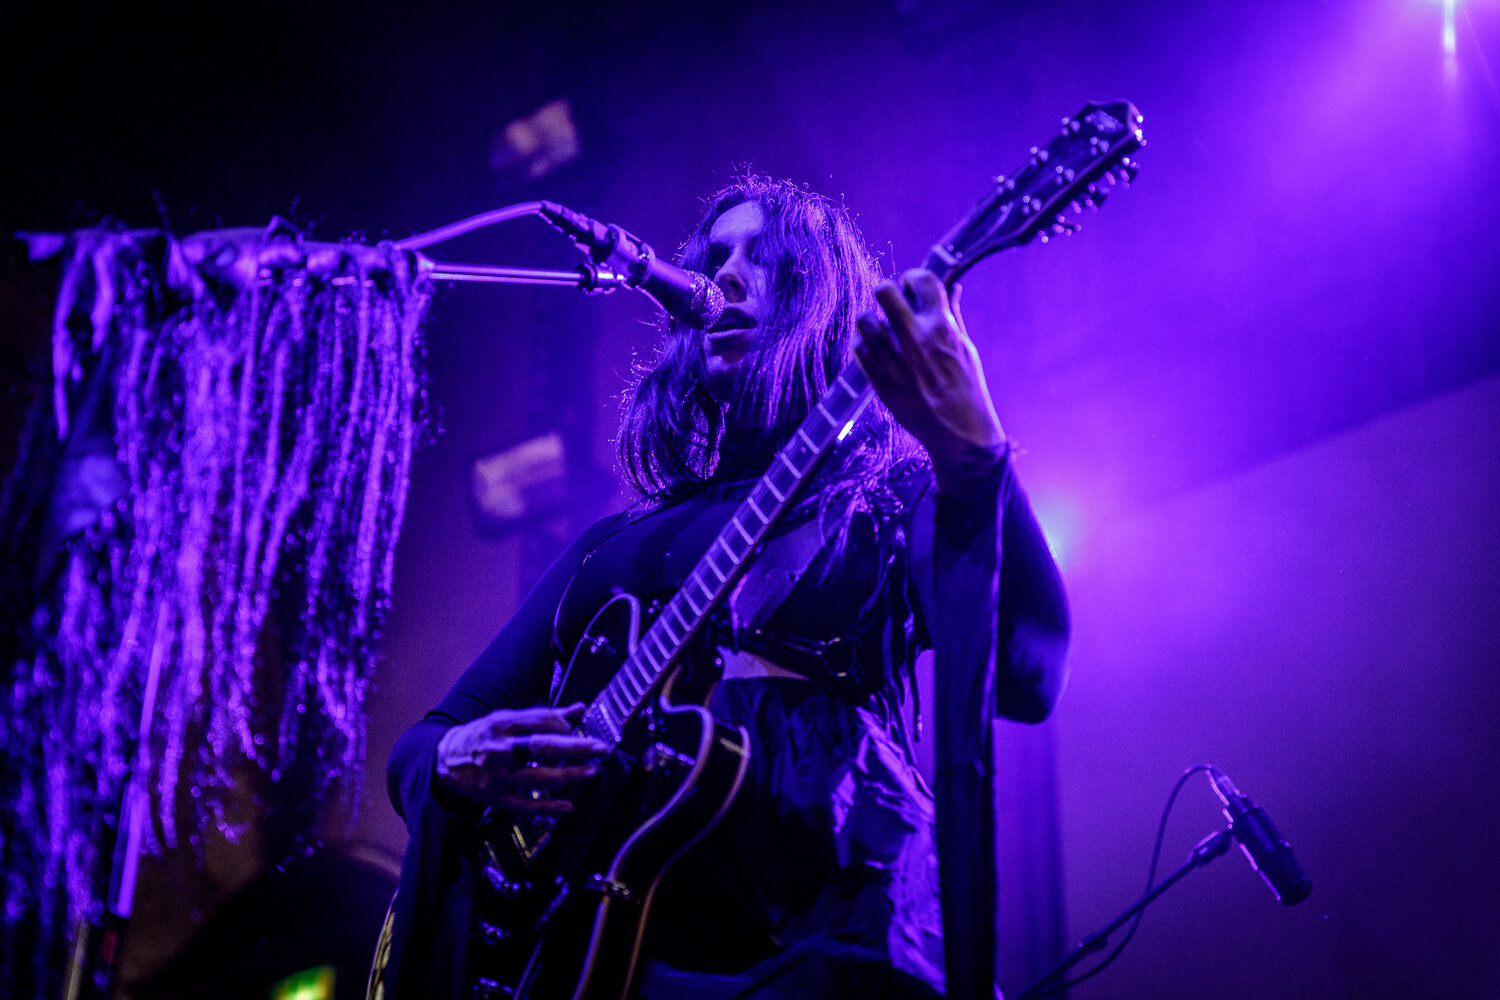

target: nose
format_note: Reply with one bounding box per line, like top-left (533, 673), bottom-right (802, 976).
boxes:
top-left (713, 253), bottom-right (748, 304)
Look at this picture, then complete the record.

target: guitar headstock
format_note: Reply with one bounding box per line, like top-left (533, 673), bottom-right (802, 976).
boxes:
top-left (925, 99), bottom-right (1144, 285)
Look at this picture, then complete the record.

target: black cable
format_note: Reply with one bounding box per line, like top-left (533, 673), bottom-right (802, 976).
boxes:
top-left (1022, 764), bottom-right (1215, 1000)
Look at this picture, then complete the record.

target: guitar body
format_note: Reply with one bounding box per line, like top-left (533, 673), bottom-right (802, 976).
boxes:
top-left (469, 593), bottom-right (752, 1000)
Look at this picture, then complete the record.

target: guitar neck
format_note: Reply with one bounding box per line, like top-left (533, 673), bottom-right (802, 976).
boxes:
top-left (579, 97), bottom-right (1145, 743)
top-left (580, 361), bottom-right (874, 743)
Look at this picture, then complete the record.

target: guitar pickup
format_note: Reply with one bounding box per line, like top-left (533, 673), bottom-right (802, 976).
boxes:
top-left (642, 742), bottom-right (695, 772)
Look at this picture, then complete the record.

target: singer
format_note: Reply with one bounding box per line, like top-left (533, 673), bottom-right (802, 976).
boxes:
top-left (381, 175), bottom-right (1071, 999)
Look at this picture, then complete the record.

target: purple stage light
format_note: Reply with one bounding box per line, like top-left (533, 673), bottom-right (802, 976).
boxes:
top-left (1029, 490), bottom-right (1081, 574)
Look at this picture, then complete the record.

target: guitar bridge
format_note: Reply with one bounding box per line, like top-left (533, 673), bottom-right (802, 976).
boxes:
top-left (584, 874), bottom-right (636, 902)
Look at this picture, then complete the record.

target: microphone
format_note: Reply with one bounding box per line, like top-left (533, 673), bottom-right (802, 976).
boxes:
top-left (538, 202), bottom-right (725, 330)
top-left (1208, 766), bottom-right (1312, 905)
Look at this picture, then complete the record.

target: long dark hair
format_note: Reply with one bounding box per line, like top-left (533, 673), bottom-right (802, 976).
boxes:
top-left (618, 174), bottom-right (920, 504)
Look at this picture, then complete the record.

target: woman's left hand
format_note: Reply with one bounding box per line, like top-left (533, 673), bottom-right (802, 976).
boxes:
top-left (855, 268), bottom-right (1007, 489)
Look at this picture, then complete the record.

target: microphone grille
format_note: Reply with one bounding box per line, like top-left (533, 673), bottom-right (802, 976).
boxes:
top-left (689, 272), bottom-right (726, 330)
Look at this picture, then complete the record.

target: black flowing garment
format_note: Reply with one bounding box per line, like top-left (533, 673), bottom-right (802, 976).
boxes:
top-left (384, 457), bottom-right (1069, 999)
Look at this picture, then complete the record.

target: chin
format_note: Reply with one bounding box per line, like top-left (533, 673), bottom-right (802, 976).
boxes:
top-left (702, 360), bottom-right (737, 402)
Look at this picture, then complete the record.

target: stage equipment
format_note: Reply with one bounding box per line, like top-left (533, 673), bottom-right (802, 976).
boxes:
top-left (469, 432), bottom-right (569, 532)
top-left (1018, 764), bottom-right (1311, 1000)
top-left (0, 203), bottom-right (715, 999)
top-left (490, 98), bottom-right (581, 182)
top-left (2, 220), bottom-right (430, 1000)
top-left (1208, 765), bottom-right (1313, 905)
top-left (533, 202), bottom-right (726, 329)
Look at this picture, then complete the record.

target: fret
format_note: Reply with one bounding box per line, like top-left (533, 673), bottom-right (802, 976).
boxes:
top-left (667, 600), bottom-right (691, 634)
top-left (597, 696), bottom-right (620, 738)
top-left (692, 571), bottom-right (717, 605)
top-left (702, 552), bottom-right (728, 583)
top-left (630, 655), bottom-right (658, 691)
top-left (717, 533), bottom-right (743, 564)
top-left (655, 612), bottom-right (681, 645)
top-left (610, 676), bottom-right (635, 714)
top-left (832, 373), bottom-right (863, 405)
top-left (627, 643), bottom-right (650, 682)
top-left (731, 516), bottom-right (756, 546)
top-left (777, 450), bottom-right (804, 478)
top-left (621, 668), bottom-right (645, 707)
top-left (796, 426), bottom-right (823, 452)
top-left (766, 463), bottom-right (797, 499)
top-left (644, 630), bottom-right (670, 667)
top-left (607, 684), bottom-right (629, 721)
top-left (813, 401), bottom-right (842, 431)
top-left (615, 678), bottom-right (641, 716)
top-left (789, 437), bottom-right (817, 470)
top-left (745, 492), bottom-right (769, 523)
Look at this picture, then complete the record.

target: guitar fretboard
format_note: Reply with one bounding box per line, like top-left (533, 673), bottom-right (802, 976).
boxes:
top-left (580, 362), bottom-right (874, 743)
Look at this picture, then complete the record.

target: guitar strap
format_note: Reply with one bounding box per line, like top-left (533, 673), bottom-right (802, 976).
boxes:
top-left (724, 513), bottom-right (834, 634)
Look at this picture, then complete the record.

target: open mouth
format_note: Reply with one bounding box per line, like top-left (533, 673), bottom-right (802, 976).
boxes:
top-left (709, 308), bottom-right (755, 334)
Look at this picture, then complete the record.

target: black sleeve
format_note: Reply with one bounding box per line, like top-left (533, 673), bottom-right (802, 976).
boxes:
top-left (908, 454), bottom-right (1071, 724)
top-left (381, 512), bottom-right (620, 999)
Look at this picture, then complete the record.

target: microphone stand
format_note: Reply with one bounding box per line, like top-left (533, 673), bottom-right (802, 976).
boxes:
top-left (17, 202), bottom-right (632, 296)
top-left (1017, 828), bottom-right (1235, 1000)
top-left (395, 202), bottom-right (635, 290)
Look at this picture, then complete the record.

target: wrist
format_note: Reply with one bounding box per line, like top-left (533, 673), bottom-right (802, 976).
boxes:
top-left (932, 439), bottom-right (1010, 496)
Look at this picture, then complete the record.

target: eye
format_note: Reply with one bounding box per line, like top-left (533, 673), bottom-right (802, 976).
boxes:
top-left (703, 245), bottom-right (730, 275)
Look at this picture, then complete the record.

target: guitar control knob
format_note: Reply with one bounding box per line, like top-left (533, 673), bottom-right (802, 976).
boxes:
top-left (475, 920), bottom-right (512, 948)
top-left (473, 977), bottom-right (517, 999)
top-left (482, 865), bottom-right (525, 896)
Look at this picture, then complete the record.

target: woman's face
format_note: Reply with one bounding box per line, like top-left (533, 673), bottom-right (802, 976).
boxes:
top-left (700, 200), bottom-right (773, 401)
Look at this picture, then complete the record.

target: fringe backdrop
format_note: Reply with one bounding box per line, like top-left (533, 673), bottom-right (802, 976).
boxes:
top-left (0, 221), bottom-right (431, 997)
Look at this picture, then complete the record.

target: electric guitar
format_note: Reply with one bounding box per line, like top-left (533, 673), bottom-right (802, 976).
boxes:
top-left (464, 100), bottom-right (1144, 1000)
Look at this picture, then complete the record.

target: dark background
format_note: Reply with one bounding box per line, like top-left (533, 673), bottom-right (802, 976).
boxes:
top-left (5, 1), bottom-right (1498, 997)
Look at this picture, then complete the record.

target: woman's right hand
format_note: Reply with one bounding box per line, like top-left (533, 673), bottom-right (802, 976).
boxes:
top-left (435, 702), bottom-right (610, 815)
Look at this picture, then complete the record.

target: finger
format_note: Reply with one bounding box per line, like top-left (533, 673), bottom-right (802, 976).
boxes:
top-left (518, 732), bottom-right (611, 763)
top-left (873, 279), bottom-right (918, 335)
top-left (856, 311), bottom-right (897, 353)
top-left (522, 704), bottom-right (582, 734)
top-left (481, 705), bottom-right (577, 739)
top-left (900, 269), bottom-right (947, 314)
top-left (950, 282), bottom-right (964, 322)
top-left (855, 314), bottom-right (908, 384)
